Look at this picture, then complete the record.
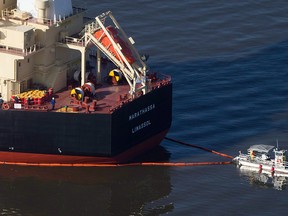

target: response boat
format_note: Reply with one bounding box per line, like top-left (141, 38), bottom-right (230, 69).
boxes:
top-left (234, 144), bottom-right (288, 175)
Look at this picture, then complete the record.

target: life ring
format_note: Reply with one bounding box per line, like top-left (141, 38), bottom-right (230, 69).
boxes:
top-left (2, 102), bottom-right (10, 110)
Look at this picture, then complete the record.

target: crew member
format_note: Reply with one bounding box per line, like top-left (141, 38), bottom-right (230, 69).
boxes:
top-left (51, 97), bottom-right (56, 110)
top-left (250, 150), bottom-right (255, 160)
top-left (14, 96), bottom-right (19, 103)
top-left (27, 96), bottom-right (31, 105)
top-left (0, 93), bottom-right (3, 108)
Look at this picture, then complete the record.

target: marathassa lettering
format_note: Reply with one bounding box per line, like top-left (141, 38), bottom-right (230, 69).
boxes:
top-left (131, 120), bottom-right (151, 134)
top-left (129, 104), bottom-right (155, 121)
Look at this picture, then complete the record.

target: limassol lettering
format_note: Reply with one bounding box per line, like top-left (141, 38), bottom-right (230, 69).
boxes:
top-left (131, 120), bottom-right (151, 134)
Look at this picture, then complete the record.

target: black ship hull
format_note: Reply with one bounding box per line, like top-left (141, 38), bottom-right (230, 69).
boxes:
top-left (0, 84), bottom-right (172, 165)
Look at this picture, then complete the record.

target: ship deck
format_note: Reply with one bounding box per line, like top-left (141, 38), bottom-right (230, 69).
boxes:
top-left (55, 82), bottom-right (131, 114)
top-left (5, 73), bottom-right (170, 114)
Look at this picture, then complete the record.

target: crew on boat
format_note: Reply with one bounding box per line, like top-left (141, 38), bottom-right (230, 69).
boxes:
top-left (250, 150), bottom-right (255, 160)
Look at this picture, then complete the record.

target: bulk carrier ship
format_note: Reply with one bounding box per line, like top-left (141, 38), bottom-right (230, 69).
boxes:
top-left (0, 0), bottom-right (172, 165)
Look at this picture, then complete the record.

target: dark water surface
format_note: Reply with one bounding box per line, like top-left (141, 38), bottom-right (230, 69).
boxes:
top-left (2, 0), bottom-right (288, 215)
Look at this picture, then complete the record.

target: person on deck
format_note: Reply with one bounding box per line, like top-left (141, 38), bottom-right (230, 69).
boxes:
top-left (27, 97), bottom-right (31, 105)
top-left (51, 97), bottom-right (56, 110)
top-left (14, 96), bottom-right (19, 103)
top-left (0, 93), bottom-right (3, 108)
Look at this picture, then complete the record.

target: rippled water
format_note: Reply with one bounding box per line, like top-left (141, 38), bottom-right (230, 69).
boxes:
top-left (2, 0), bottom-right (288, 215)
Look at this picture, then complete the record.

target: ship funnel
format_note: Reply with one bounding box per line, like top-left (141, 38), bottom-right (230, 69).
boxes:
top-left (36, 0), bottom-right (49, 23)
top-left (18, 0), bottom-right (72, 23)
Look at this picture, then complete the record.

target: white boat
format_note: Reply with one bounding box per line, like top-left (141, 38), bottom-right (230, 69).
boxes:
top-left (234, 144), bottom-right (288, 175)
top-left (238, 166), bottom-right (288, 190)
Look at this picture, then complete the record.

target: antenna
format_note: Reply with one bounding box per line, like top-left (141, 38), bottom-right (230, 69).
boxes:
top-left (276, 139), bottom-right (279, 150)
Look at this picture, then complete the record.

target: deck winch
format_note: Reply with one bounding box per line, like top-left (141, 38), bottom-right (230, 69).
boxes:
top-left (71, 82), bottom-right (96, 101)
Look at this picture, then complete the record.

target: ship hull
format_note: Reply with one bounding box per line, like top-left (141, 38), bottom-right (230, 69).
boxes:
top-left (0, 84), bottom-right (172, 165)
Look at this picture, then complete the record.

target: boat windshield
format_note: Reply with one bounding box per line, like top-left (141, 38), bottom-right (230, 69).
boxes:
top-left (248, 145), bottom-right (275, 154)
top-left (276, 152), bottom-right (283, 156)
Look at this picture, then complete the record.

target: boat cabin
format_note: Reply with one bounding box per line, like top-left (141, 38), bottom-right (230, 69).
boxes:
top-left (247, 144), bottom-right (275, 160)
top-left (247, 144), bottom-right (287, 167)
top-left (274, 148), bottom-right (287, 167)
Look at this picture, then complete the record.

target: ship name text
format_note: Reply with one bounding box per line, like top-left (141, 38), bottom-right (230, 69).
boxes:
top-left (129, 104), bottom-right (155, 121)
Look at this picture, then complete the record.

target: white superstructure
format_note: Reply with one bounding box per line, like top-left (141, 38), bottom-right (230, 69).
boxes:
top-left (0, 1), bottom-right (147, 101)
top-left (0, 0), bottom-right (83, 101)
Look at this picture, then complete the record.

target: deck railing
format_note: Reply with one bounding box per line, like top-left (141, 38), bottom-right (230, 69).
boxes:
top-left (64, 37), bottom-right (85, 47)
top-left (1, 7), bottom-right (86, 27)
top-left (0, 43), bottom-right (41, 56)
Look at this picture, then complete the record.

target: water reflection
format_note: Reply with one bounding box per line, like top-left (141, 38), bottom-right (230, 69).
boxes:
top-left (0, 147), bottom-right (173, 216)
top-left (238, 166), bottom-right (288, 191)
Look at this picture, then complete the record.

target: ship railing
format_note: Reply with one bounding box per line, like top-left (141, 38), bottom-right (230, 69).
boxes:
top-left (1, 6), bottom-right (85, 26)
top-left (30, 7), bottom-right (85, 27)
top-left (1, 7), bottom-right (36, 23)
top-left (23, 43), bottom-right (42, 55)
top-left (1, 6), bottom-right (15, 18)
top-left (109, 79), bottom-right (170, 113)
top-left (108, 72), bottom-right (172, 112)
top-left (27, 16), bottom-right (66, 27)
top-left (83, 14), bottom-right (111, 35)
top-left (1, 7), bottom-right (52, 26)
top-left (146, 72), bottom-right (171, 92)
top-left (38, 7), bottom-right (86, 26)
top-left (0, 43), bottom-right (42, 56)
top-left (32, 17), bottom-right (54, 26)
top-left (64, 37), bottom-right (85, 47)
top-left (85, 21), bottom-right (101, 34)
top-left (157, 72), bottom-right (172, 82)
